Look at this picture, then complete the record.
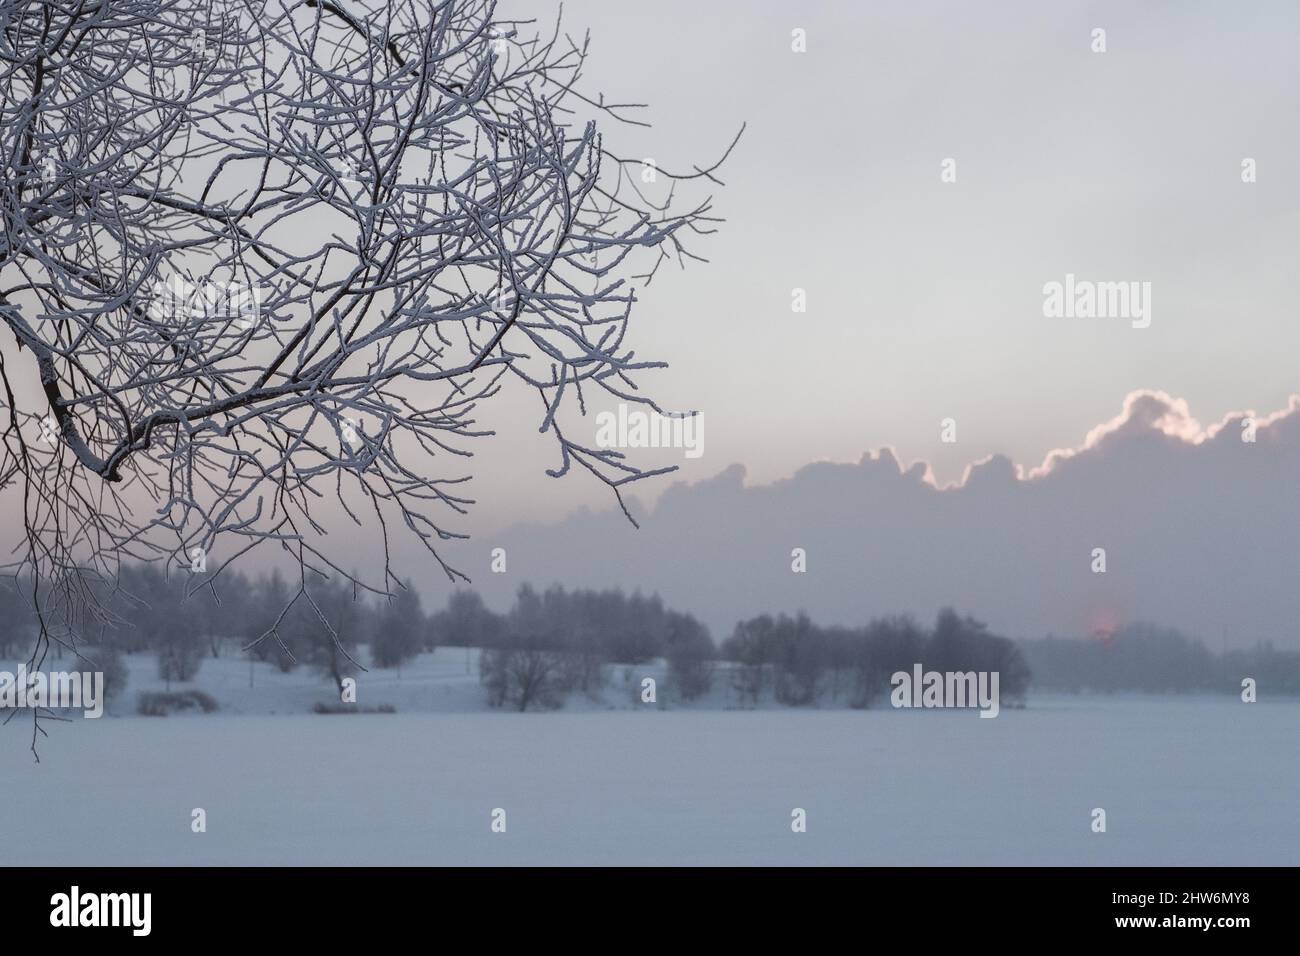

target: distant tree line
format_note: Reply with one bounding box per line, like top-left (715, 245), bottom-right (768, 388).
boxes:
top-left (1020, 623), bottom-right (1300, 694)
top-left (441, 591), bottom-right (1030, 712)
top-left (720, 608), bottom-right (1031, 708)
top-left (0, 567), bottom-right (428, 697)
top-left (449, 584), bottom-right (715, 711)
top-left (3, 569), bottom-right (1294, 710)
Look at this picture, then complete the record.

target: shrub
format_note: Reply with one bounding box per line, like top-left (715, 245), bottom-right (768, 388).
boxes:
top-left (312, 702), bottom-right (396, 714)
top-left (137, 690), bottom-right (219, 716)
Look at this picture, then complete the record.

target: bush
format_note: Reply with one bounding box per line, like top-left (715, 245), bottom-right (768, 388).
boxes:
top-left (312, 702), bottom-right (396, 714)
top-left (137, 690), bottom-right (219, 716)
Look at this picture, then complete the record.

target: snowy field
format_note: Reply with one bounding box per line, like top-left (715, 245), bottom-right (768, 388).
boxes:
top-left (0, 650), bottom-right (1294, 865)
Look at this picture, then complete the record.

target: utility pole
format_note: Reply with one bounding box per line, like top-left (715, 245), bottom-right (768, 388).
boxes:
top-left (1221, 626), bottom-right (1227, 691)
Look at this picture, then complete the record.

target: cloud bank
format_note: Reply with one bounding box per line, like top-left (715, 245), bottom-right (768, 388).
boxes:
top-left (471, 391), bottom-right (1300, 649)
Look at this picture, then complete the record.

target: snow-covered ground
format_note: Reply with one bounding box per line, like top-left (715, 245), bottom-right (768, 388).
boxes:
top-left (1, 648), bottom-right (1294, 865)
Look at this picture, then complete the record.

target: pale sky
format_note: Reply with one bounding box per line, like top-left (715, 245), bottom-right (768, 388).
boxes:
top-left (8, 1), bottom-right (1296, 597)
top-left (463, 0), bottom-right (1300, 535)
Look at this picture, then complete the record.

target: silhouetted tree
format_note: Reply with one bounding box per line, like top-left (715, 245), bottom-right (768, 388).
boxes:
top-left (722, 616), bottom-right (776, 705)
top-left (430, 590), bottom-right (506, 649)
top-left (293, 579), bottom-right (365, 695)
top-left (665, 611), bottom-right (715, 700)
top-left (372, 583), bottom-right (424, 674)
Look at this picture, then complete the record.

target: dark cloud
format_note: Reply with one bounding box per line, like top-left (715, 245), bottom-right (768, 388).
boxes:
top-left (475, 392), bottom-right (1300, 649)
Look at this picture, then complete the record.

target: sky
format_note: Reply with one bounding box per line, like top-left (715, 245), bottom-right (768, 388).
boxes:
top-left (461, 0), bottom-right (1300, 535)
top-left (5, 0), bottom-right (1298, 642)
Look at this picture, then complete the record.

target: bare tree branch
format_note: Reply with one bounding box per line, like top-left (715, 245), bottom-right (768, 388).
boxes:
top-left (0, 0), bottom-right (738, 744)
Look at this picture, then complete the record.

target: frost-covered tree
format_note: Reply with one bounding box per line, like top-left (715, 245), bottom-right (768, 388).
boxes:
top-left (371, 579), bottom-right (423, 673)
top-left (294, 577), bottom-right (364, 693)
top-left (0, 0), bottom-right (738, 719)
top-left (429, 588), bottom-right (504, 648)
top-left (664, 610), bottom-right (714, 701)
